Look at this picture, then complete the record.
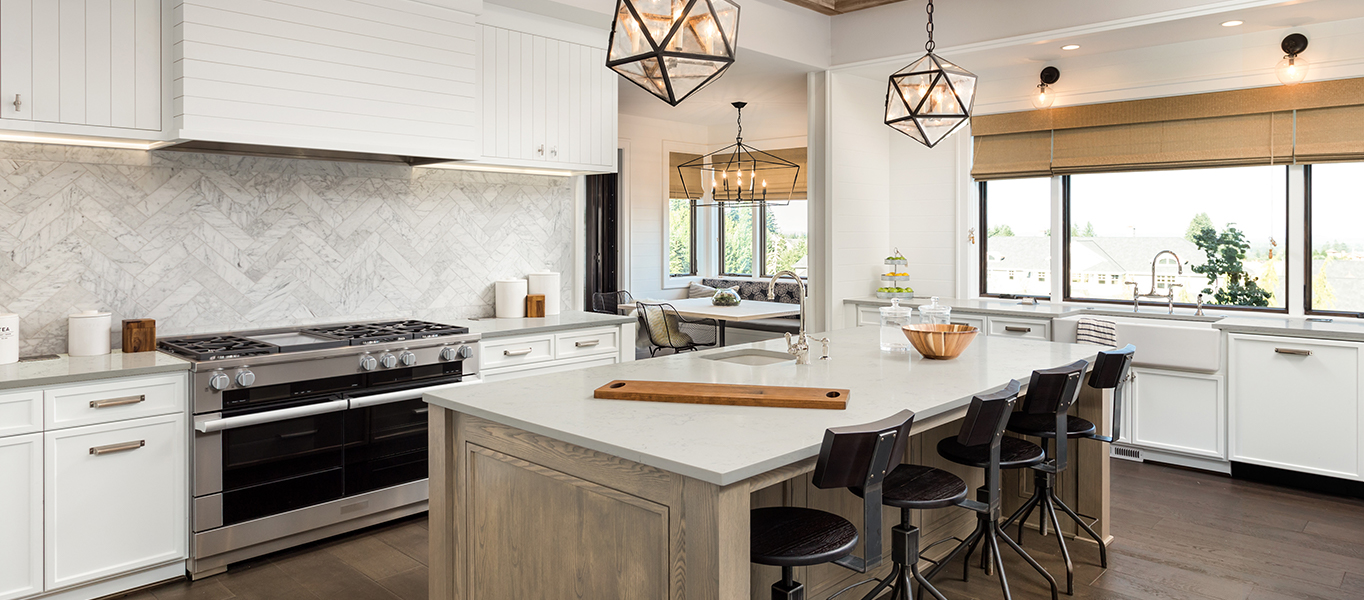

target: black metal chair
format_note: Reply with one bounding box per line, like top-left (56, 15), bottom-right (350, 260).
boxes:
top-left (590, 290), bottom-right (634, 315)
top-left (751, 410), bottom-right (914, 600)
top-left (1000, 344), bottom-right (1136, 587)
top-left (636, 302), bottom-right (718, 357)
top-left (998, 359), bottom-right (1090, 595)
top-left (923, 380), bottom-right (1060, 600)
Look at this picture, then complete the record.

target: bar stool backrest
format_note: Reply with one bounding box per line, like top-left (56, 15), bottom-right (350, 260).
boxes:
top-left (810, 409), bottom-right (915, 574)
top-left (957, 380), bottom-right (1022, 448)
top-left (1087, 344), bottom-right (1136, 443)
top-left (1021, 360), bottom-right (1090, 417)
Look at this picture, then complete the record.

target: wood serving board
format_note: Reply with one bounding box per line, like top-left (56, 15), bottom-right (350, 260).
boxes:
top-left (593, 380), bottom-right (849, 410)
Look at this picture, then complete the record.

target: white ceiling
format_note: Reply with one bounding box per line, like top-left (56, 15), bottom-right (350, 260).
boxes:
top-left (616, 50), bottom-right (814, 129)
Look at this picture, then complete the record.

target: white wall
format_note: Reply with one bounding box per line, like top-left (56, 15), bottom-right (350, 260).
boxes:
top-left (887, 130), bottom-right (967, 299)
top-left (825, 72), bottom-right (890, 330)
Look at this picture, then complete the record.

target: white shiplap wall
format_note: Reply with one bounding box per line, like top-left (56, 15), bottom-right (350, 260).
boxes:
top-left (826, 72), bottom-right (890, 330)
top-left (887, 131), bottom-right (964, 299)
top-left (172, 0), bottom-right (480, 159)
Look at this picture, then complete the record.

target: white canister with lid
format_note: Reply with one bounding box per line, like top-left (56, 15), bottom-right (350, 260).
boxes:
top-left (918, 297), bottom-right (952, 327)
top-left (0, 313), bottom-right (18, 364)
top-left (879, 298), bottom-right (914, 352)
top-left (68, 310), bottom-right (112, 356)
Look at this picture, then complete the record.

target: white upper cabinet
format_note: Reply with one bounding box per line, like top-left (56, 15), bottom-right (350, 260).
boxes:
top-left (173, 0), bottom-right (481, 160)
top-left (476, 7), bottom-right (617, 173)
top-left (0, 0), bottom-right (162, 134)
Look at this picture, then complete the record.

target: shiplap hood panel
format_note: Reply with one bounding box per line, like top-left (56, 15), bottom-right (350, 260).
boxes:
top-left (170, 0), bottom-right (481, 164)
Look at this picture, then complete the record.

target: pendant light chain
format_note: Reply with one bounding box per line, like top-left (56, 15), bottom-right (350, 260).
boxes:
top-left (735, 104), bottom-right (743, 142)
top-left (924, 0), bottom-right (935, 53)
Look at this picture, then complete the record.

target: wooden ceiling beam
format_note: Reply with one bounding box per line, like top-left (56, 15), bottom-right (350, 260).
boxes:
top-left (776, 0), bottom-right (905, 16)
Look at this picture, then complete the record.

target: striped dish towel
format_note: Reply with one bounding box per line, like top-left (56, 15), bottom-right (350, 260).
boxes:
top-left (1076, 318), bottom-right (1118, 347)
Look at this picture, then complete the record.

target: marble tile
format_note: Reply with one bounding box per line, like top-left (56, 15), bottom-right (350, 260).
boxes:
top-left (0, 142), bottom-right (576, 355)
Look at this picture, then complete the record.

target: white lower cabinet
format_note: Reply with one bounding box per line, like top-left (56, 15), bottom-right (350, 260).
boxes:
top-left (0, 433), bottom-right (42, 600)
top-left (1128, 368), bottom-right (1224, 460)
top-left (45, 412), bottom-right (187, 590)
top-left (1229, 334), bottom-right (1363, 480)
top-left (481, 325), bottom-right (633, 382)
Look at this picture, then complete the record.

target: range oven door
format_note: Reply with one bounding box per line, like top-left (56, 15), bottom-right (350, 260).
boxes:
top-left (194, 395), bottom-right (351, 528)
top-left (344, 375), bottom-right (480, 495)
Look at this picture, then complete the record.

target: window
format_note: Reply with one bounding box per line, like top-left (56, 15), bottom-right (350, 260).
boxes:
top-left (763, 201), bottom-right (809, 277)
top-left (1308, 162), bottom-right (1364, 315)
top-left (1066, 166), bottom-right (1288, 309)
top-left (979, 177), bottom-right (1051, 297)
top-left (719, 205), bottom-right (755, 276)
top-left (668, 198), bottom-right (696, 276)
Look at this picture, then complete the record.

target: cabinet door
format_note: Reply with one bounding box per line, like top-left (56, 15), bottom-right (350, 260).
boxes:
top-left (1230, 335), bottom-right (1361, 479)
top-left (0, 433), bottom-right (42, 600)
top-left (46, 413), bottom-right (186, 590)
top-left (1130, 369), bottom-right (1224, 459)
top-left (0, 0), bottom-right (34, 121)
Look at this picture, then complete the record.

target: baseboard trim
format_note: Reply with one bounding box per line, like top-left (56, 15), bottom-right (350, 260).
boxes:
top-left (1231, 462), bottom-right (1364, 499)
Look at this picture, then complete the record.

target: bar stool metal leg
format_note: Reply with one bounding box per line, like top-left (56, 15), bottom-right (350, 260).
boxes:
top-left (773, 566), bottom-right (805, 600)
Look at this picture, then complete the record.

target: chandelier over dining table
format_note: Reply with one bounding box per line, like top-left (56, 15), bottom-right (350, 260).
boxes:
top-left (676, 102), bottom-right (800, 208)
top-left (606, 0), bottom-right (740, 106)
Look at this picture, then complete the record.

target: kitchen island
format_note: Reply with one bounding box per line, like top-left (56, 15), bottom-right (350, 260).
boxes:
top-left (425, 326), bottom-right (1110, 600)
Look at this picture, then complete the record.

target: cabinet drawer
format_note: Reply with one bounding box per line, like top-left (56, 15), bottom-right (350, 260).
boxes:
top-left (948, 314), bottom-right (987, 332)
top-left (46, 373), bottom-right (186, 430)
top-left (45, 413), bottom-right (186, 590)
top-left (555, 328), bottom-right (618, 359)
top-left (0, 388), bottom-right (42, 437)
top-left (482, 335), bottom-right (555, 370)
top-left (987, 317), bottom-right (1051, 340)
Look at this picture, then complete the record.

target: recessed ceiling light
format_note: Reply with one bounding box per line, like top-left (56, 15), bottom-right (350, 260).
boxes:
top-left (1061, 44), bottom-right (1081, 51)
top-left (1222, 20), bottom-right (1244, 27)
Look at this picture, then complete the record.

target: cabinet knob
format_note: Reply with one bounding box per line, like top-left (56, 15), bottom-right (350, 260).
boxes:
top-left (550, 146), bottom-right (557, 157)
top-left (13, 94), bottom-right (20, 112)
top-left (538, 145), bottom-right (545, 155)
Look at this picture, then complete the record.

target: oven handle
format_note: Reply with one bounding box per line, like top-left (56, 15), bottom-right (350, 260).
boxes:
top-left (194, 399), bottom-right (350, 433)
top-left (347, 378), bottom-right (483, 410)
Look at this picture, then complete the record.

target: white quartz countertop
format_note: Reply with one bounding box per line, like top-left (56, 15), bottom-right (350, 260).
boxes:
top-left (845, 296), bottom-right (1082, 318)
top-left (1213, 316), bottom-right (1364, 342)
top-left (425, 326), bottom-right (1100, 486)
top-left (456, 311), bottom-right (635, 339)
top-left (0, 350), bottom-right (190, 391)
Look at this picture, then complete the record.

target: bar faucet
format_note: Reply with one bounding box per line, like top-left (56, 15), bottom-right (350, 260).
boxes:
top-left (767, 270), bottom-right (816, 364)
top-left (1123, 250), bottom-right (1184, 314)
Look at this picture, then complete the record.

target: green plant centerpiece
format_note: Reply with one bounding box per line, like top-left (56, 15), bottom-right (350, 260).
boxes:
top-left (712, 287), bottom-right (741, 306)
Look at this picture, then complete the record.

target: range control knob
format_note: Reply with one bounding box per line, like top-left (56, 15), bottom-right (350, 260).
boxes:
top-left (457, 345), bottom-right (473, 359)
top-left (209, 372), bottom-right (230, 391)
top-left (440, 346), bottom-right (457, 361)
top-left (379, 353), bottom-right (398, 369)
top-left (359, 355), bottom-right (378, 371)
top-left (399, 351), bottom-right (417, 366)
top-left (235, 369), bottom-right (256, 387)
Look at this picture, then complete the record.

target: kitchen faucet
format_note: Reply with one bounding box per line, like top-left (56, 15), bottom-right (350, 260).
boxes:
top-left (1124, 250), bottom-right (1184, 314)
top-left (767, 270), bottom-right (825, 364)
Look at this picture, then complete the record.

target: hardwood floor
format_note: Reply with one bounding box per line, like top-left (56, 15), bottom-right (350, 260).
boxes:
top-left (126, 459), bottom-right (1364, 600)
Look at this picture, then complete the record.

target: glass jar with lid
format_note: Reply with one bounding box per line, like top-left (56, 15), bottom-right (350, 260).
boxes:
top-left (918, 296), bottom-right (952, 327)
top-left (879, 298), bottom-right (914, 352)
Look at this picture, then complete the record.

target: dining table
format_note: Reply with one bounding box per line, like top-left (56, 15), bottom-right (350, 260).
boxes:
top-left (624, 297), bottom-right (801, 346)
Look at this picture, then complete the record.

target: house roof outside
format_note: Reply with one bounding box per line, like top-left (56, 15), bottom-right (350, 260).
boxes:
top-left (986, 236), bottom-right (1207, 274)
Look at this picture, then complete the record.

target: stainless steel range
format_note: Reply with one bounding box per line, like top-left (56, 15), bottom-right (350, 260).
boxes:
top-left (159, 320), bottom-right (481, 579)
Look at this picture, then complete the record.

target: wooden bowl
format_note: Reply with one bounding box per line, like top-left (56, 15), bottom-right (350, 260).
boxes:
top-left (902, 324), bottom-right (979, 360)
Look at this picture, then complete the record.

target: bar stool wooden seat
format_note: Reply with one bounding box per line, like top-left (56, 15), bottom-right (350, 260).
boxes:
top-left (751, 410), bottom-right (914, 600)
top-left (850, 462), bottom-right (968, 600)
top-left (998, 359), bottom-right (1090, 595)
top-left (1001, 345), bottom-right (1136, 593)
top-left (922, 381), bottom-right (1060, 600)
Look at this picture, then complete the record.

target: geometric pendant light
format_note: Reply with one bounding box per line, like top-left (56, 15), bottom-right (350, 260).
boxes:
top-left (883, 0), bottom-right (978, 148)
top-left (607, 0), bottom-right (740, 106)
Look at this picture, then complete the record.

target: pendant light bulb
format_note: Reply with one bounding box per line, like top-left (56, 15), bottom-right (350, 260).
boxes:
top-left (1032, 66), bottom-right (1060, 109)
top-left (1275, 33), bottom-right (1310, 86)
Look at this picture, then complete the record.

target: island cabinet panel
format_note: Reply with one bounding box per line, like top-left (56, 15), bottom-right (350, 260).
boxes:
top-left (467, 445), bottom-right (670, 599)
top-left (174, 0), bottom-right (479, 160)
top-left (0, 432), bottom-right (42, 600)
top-left (1229, 334), bottom-right (1363, 480)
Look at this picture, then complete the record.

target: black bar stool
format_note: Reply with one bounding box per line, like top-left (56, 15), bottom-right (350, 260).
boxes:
top-left (922, 380), bottom-right (1061, 600)
top-left (998, 345), bottom-right (1134, 589)
top-left (997, 360), bottom-right (1090, 594)
top-left (851, 449), bottom-right (969, 599)
top-left (751, 410), bottom-right (913, 600)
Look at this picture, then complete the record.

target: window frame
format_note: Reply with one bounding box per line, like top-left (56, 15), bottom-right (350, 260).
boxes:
top-left (1304, 164), bottom-right (1364, 318)
top-left (760, 200), bottom-right (809, 279)
top-left (667, 197), bottom-right (698, 278)
top-left (717, 204), bottom-right (754, 278)
top-left (1059, 166), bottom-right (1291, 314)
top-left (716, 202), bottom-right (810, 280)
top-left (977, 180), bottom-right (1052, 300)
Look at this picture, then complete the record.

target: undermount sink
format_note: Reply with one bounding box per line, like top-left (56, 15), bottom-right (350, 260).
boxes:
top-left (701, 349), bottom-right (796, 366)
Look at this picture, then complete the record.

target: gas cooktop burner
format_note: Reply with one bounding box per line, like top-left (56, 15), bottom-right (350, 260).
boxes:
top-left (158, 335), bottom-right (280, 361)
top-left (300, 323), bottom-right (410, 345)
top-left (380, 320), bottom-right (470, 339)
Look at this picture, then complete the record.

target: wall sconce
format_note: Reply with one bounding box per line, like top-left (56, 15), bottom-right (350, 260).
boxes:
top-left (1032, 66), bottom-right (1060, 109)
top-left (1276, 33), bottom-right (1309, 86)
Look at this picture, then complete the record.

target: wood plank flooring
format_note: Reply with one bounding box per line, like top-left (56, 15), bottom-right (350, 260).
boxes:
top-left (124, 459), bottom-right (1364, 600)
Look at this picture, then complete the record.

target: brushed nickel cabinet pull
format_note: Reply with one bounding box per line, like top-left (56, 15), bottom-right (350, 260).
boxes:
top-left (1004, 326), bottom-right (1032, 333)
top-left (574, 340), bottom-right (600, 347)
top-left (504, 348), bottom-right (534, 356)
top-left (1275, 348), bottom-right (1313, 356)
top-left (13, 94), bottom-right (20, 111)
top-left (90, 394), bottom-right (146, 409)
top-left (90, 440), bottom-right (145, 455)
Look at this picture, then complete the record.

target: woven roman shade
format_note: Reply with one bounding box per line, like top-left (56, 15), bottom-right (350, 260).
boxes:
top-left (970, 77), bottom-right (1364, 180)
top-left (669, 152), bottom-right (702, 198)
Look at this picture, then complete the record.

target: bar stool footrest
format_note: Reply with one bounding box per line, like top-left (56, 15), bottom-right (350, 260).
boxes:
top-left (916, 536), bottom-right (967, 567)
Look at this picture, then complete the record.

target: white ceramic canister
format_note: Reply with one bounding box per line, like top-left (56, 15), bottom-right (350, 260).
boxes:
top-left (527, 272), bottom-right (561, 316)
top-left (494, 279), bottom-right (529, 318)
top-left (0, 313), bottom-right (18, 364)
top-left (68, 310), bottom-right (113, 356)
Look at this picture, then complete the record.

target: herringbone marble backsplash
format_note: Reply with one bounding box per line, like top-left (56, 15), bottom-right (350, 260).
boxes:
top-left (0, 142), bottom-right (575, 356)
